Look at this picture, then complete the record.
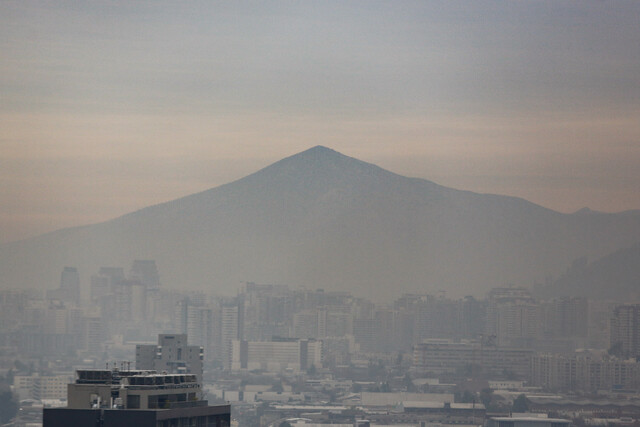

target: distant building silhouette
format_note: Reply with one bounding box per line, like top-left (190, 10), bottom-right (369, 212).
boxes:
top-left (610, 304), bottom-right (640, 358)
top-left (129, 260), bottom-right (161, 290)
top-left (46, 266), bottom-right (80, 306)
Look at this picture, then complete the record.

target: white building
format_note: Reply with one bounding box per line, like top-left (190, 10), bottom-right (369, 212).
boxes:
top-left (14, 373), bottom-right (74, 401)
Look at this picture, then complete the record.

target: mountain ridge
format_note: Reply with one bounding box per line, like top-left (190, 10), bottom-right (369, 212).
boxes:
top-left (1, 146), bottom-right (639, 301)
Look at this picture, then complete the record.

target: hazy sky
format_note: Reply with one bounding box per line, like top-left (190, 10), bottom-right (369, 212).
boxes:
top-left (1, 1), bottom-right (639, 244)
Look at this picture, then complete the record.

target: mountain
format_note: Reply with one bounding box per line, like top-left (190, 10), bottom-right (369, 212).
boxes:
top-left (537, 243), bottom-right (640, 300)
top-left (1, 146), bottom-right (640, 301)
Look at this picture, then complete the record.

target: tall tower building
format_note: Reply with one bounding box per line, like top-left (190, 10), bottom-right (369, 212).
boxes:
top-left (60, 267), bottom-right (80, 298)
top-left (129, 260), bottom-right (160, 290)
top-left (47, 267), bottom-right (81, 306)
top-left (486, 287), bottom-right (541, 347)
top-left (610, 304), bottom-right (640, 359)
top-left (221, 304), bottom-right (240, 369)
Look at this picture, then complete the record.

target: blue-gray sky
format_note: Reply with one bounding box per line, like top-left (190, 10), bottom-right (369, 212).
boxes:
top-left (1, 1), bottom-right (639, 243)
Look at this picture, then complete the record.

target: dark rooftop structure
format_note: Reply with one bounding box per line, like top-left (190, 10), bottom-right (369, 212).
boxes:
top-left (43, 368), bottom-right (230, 427)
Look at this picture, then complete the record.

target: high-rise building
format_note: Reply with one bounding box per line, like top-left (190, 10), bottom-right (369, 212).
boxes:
top-left (610, 304), bottom-right (640, 359)
top-left (220, 303), bottom-right (240, 369)
top-left (486, 287), bottom-right (541, 347)
top-left (129, 259), bottom-right (161, 290)
top-left (293, 310), bottom-right (320, 339)
top-left (47, 267), bottom-right (81, 306)
top-left (240, 282), bottom-right (294, 341)
top-left (175, 299), bottom-right (214, 359)
top-left (90, 267), bottom-right (125, 302)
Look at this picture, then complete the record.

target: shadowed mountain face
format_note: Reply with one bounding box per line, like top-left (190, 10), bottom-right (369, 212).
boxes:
top-left (537, 243), bottom-right (640, 301)
top-left (2, 146), bottom-right (640, 301)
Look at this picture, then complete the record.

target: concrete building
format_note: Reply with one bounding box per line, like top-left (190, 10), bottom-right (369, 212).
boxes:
top-left (136, 334), bottom-right (203, 382)
top-left (412, 339), bottom-right (532, 378)
top-left (129, 259), bottom-right (161, 290)
top-left (293, 310), bottom-right (321, 339)
top-left (220, 304), bottom-right (240, 369)
top-left (610, 304), bottom-right (640, 359)
top-left (240, 282), bottom-right (294, 341)
top-left (47, 267), bottom-right (81, 306)
top-left (486, 287), bottom-right (541, 347)
top-left (43, 368), bottom-right (230, 426)
top-left (530, 353), bottom-right (640, 392)
top-left (33, 374), bottom-right (74, 401)
top-left (90, 267), bottom-right (125, 302)
top-left (231, 338), bottom-right (322, 372)
top-left (175, 299), bottom-right (214, 356)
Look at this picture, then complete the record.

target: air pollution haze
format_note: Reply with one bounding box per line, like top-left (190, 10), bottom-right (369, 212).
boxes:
top-left (1, 145), bottom-right (639, 301)
top-left (2, 2), bottom-right (640, 426)
top-left (1, 1), bottom-right (639, 245)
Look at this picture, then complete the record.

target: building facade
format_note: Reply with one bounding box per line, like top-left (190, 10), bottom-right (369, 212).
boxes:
top-left (231, 338), bottom-right (322, 372)
top-left (43, 368), bottom-right (230, 427)
top-left (136, 334), bottom-right (204, 382)
top-left (412, 339), bottom-right (532, 378)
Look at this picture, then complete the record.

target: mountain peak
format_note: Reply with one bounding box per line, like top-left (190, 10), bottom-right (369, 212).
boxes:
top-left (2, 146), bottom-right (640, 301)
top-left (254, 145), bottom-right (386, 182)
top-left (302, 145), bottom-right (337, 155)
top-left (281, 145), bottom-right (349, 164)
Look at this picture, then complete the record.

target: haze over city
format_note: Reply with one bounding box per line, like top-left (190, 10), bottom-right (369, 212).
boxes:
top-left (2, 2), bottom-right (640, 427)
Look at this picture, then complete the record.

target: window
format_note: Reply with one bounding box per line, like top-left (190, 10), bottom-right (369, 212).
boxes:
top-left (127, 394), bottom-right (140, 409)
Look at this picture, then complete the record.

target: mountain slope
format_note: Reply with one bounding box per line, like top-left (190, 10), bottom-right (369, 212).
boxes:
top-left (538, 243), bottom-right (640, 300)
top-left (1, 146), bottom-right (639, 301)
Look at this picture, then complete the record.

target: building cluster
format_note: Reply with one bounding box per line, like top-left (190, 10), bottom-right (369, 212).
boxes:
top-left (4, 262), bottom-right (640, 426)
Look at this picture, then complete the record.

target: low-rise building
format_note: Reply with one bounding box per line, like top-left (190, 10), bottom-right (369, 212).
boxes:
top-left (412, 339), bottom-right (532, 378)
top-left (486, 415), bottom-right (571, 427)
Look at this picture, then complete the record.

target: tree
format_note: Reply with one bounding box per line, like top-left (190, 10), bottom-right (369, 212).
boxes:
top-left (480, 388), bottom-right (493, 408)
top-left (5, 369), bottom-right (14, 384)
top-left (512, 394), bottom-right (529, 412)
top-left (0, 388), bottom-right (18, 424)
top-left (403, 373), bottom-right (415, 392)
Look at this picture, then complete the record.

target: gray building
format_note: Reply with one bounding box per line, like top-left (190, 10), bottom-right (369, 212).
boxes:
top-left (610, 304), bottom-right (640, 359)
top-left (136, 334), bottom-right (203, 383)
top-left (43, 368), bottom-right (230, 427)
top-left (412, 339), bottom-right (532, 378)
